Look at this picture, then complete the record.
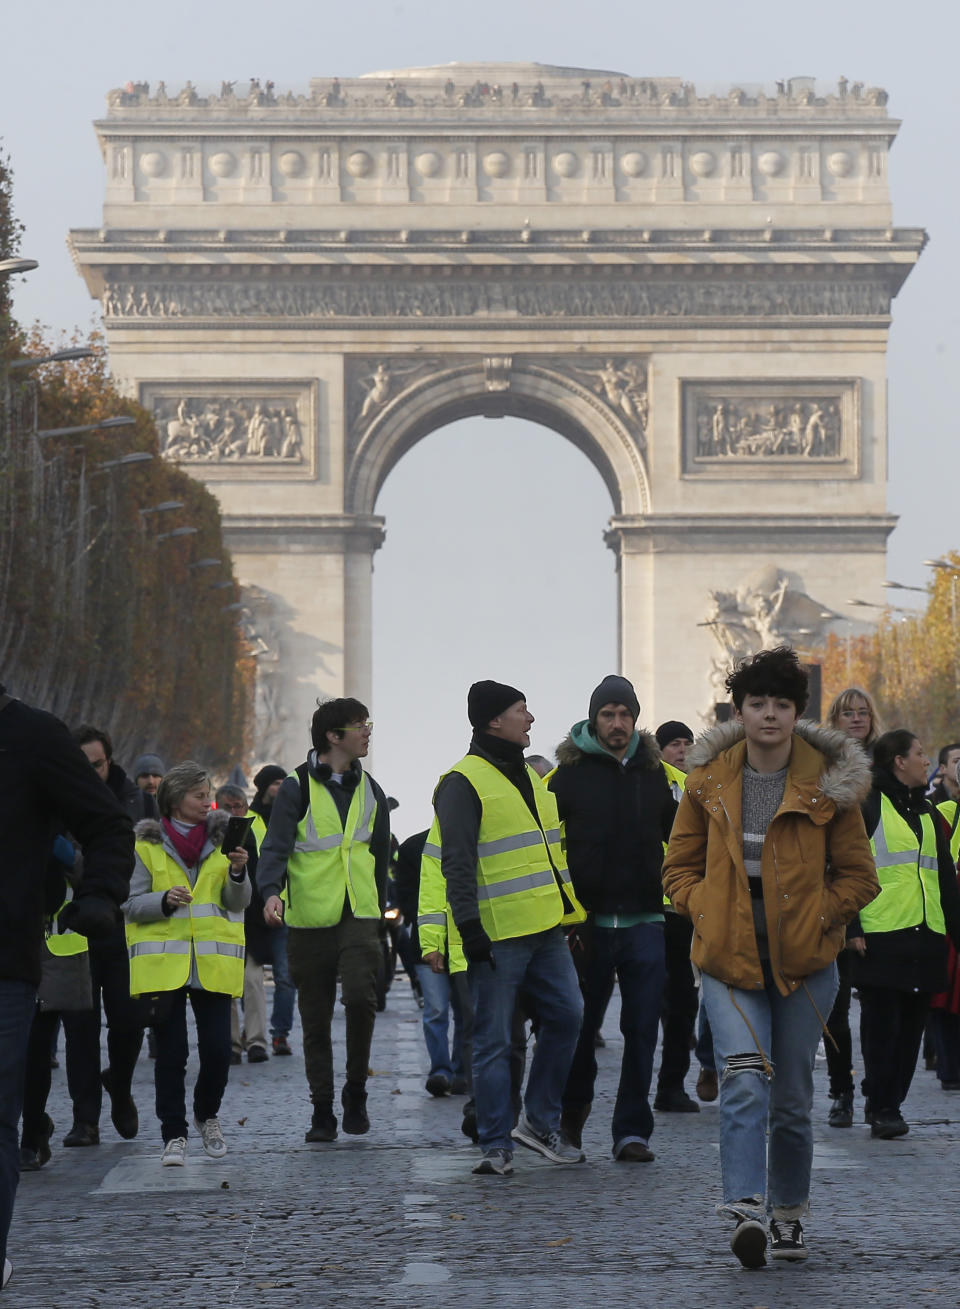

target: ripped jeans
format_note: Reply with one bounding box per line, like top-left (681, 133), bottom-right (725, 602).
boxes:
top-left (700, 962), bottom-right (838, 1222)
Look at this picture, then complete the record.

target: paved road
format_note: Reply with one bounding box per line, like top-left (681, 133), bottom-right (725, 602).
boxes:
top-left (7, 980), bottom-right (960, 1308)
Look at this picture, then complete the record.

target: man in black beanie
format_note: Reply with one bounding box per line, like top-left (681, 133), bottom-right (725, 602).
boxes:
top-left (550, 675), bottom-right (678, 1161)
top-left (431, 681), bottom-right (586, 1176)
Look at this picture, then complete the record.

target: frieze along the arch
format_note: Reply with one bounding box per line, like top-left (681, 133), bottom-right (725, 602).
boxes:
top-left (100, 274), bottom-right (893, 323)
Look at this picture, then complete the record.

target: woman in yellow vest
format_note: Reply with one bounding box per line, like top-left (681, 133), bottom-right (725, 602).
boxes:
top-left (124, 762), bottom-right (250, 1167)
top-left (849, 730), bottom-right (960, 1139)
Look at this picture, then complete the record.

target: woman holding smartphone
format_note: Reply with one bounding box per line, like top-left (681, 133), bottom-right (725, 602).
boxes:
top-left (124, 761), bottom-right (250, 1166)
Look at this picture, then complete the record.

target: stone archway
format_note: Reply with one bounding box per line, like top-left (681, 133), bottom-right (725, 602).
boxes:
top-left (69, 61), bottom-right (924, 763)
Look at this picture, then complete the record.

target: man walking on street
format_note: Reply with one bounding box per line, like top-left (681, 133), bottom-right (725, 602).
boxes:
top-left (257, 700), bottom-right (390, 1142)
top-left (551, 676), bottom-right (677, 1163)
top-left (0, 683), bottom-right (134, 1291)
top-left (432, 680), bottom-right (586, 1177)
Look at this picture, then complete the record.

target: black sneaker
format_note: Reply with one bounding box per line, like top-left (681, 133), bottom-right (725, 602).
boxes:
top-left (461, 1099), bottom-right (479, 1143)
top-left (871, 1111), bottom-right (909, 1139)
top-left (101, 1068), bottom-right (138, 1140)
top-left (305, 1103), bottom-right (338, 1143)
top-left (770, 1218), bottom-right (808, 1262)
top-left (425, 1073), bottom-right (451, 1097)
top-left (730, 1216), bottom-right (767, 1269)
top-left (653, 1088), bottom-right (700, 1113)
top-left (341, 1084), bottom-right (370, 1135)
top-left (63, 1121), bottom-right (99, 1148)
top-left (827, 1092), bottom-right (854, 1128)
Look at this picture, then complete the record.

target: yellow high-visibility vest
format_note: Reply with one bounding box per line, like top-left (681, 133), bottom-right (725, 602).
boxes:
top-left (126, 841), bottom-right (245, 997)
top-left (284, 772), bottom-right (379, 928)
top-left (937, 800), bottom-right (960, 865)
top-left (862, 794), bottom-right (945, 936)
top-left (439, 755), bottom-right (585, 943)
top-left (418, 818), bottom-right (466, 973)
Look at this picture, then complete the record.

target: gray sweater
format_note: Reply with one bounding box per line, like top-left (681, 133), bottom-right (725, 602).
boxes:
top-left (741, 764), bottom-right (787, 960)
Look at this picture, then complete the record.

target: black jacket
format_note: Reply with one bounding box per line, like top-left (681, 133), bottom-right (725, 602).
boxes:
top-left (394, 829), bottom-right (429, 957)
top-left (549, 728), bottom-right (676, 916)
top-left (849, 769), bottom-right (960, 993)
top-left (0, 692), bottom-right (135, 985)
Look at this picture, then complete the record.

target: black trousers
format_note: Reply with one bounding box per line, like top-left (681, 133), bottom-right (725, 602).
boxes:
top-left (21, 1009), bottom-right (60, 1149)
top-left (858, 985), bottom-right (930, 1115)
top-left (154, 988), bottom-right (232, 1142)
top-left (825, 950), bottom-right (854, 1097)
top-left (61, 930), bottom-right (144, 1126)
top-left (656, 913), bottom-right (699, 1095)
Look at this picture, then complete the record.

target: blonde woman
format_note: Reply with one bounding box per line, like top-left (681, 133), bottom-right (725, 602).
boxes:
top-left (825, 687), bottom-right (883, 755)
top-left (821, 686), bottom-right (882, 1128)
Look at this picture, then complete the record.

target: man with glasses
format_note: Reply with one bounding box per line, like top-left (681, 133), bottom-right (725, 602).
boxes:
top-left (257, 698), bottom-right (390, 1142)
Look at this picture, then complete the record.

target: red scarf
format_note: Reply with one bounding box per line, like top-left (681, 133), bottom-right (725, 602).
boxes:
top-left (162, 817), bottom-right (208, 868)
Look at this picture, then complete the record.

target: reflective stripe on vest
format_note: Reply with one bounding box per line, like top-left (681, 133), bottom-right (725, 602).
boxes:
top-left (862, 795), bottom-right (945, 936)
top-left (285, 771), bottom-right (379, 927)
top-left (937, 801), bottom-right (960, 865)
top-left (444, 755), bottom-right (586, 941)
top-left (126, 840), bottom-right (245, 997)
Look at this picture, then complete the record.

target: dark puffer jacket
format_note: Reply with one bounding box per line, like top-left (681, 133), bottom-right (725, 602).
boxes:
top-left (548, 728), bottom-right (676, 915)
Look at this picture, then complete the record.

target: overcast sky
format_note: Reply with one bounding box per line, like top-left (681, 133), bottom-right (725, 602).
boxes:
top-left (3, 0), bottom-right (957, 832)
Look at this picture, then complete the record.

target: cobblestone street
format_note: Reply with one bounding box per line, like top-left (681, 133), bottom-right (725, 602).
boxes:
top-left (8, 980), bottom-right (960, 1308)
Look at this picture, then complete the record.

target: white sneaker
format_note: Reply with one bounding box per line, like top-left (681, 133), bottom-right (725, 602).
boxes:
top-left (194, 1115), bottom-right (227, 1159)
top-left (161, 1137), bottom-right (187, 1167)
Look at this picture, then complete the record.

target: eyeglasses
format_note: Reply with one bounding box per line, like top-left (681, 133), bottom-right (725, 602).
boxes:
top-left (345, 720), bottom-right (374, 731)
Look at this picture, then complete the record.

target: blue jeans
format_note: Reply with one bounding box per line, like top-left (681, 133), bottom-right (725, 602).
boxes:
top-left (563, 922), bottom-right (665, 1150)
top-left (415, 964), bottom-right (467, 1082)
top-left (270, 924), bottom-right (296, 1039)
top-left (471, 927), bottom-right (583, 1152)
top-left (701, 961), bottom-right (838, 1221)
top-left (0, 980), bottom-right (40, 1267)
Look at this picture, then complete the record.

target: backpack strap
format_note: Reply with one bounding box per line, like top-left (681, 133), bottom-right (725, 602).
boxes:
top-left (295, 763), bottom-right (311, 821)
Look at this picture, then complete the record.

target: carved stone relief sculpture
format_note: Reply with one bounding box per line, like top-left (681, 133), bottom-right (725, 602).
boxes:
top-left (683, 380), bottom-right (858, 477)
top-left (141, 384), bottom-right (316, 470)
top-left (702, 565), bottom-right (837, 703)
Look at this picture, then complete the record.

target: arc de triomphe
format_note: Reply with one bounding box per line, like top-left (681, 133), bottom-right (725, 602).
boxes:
top-left (70, 63), bottom-right (924, 763)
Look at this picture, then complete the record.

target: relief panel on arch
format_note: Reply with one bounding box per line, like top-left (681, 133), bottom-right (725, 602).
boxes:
top-left (681, 379), bottom-right (860, 479)
top-left (141, 380), bottom-right (321, 479)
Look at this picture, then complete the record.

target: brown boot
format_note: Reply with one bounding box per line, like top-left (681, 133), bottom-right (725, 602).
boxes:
top-left (560, 1103), bottom-right (591, 1149)
top-left (696, 1067), bottom-right (719, 1103)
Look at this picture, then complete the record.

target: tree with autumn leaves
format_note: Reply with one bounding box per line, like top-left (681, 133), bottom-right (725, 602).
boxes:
top-left (1, 152), bottom-right (252, 769)
top-left (810, 554), bottom-right (960, 751)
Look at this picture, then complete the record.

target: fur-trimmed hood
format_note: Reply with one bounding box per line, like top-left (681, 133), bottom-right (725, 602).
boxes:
top-left (555, 725), bottom-right (662, 771)
top-left (686, 719), bottom-right (871, 812)
top-left (134, 808), bottom-right (231, 845)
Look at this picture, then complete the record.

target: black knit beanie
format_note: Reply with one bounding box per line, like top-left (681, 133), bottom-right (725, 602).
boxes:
top-left (468, 680), bottom-right (526, 730)
top-left (588, 675), bottom-right (640, 726)
top-left (253, 763), bottom-right (287, 801)
top-left (655, 720), bottom-right (694, 750)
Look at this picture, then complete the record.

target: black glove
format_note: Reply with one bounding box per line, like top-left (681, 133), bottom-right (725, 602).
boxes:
top-left (58, 896), bottom-right (121, 941)
top-left (459, 917), bottom-right (495, 967)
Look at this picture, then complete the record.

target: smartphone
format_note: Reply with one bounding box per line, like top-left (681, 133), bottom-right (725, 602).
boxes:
top-left (220, 814), bottom-right (254, 855)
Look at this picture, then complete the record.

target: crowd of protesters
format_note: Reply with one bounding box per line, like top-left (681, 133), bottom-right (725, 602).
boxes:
top-left (4, 648), bottom-right (960, 1288)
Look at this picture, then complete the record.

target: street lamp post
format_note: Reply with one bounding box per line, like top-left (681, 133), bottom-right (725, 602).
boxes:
top-left (36, 415), bottom-right (136, 440)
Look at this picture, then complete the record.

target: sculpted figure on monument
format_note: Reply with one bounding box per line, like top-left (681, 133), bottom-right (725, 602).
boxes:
top-left (694, 394), bottom-right (841, 458)
top-left (151, 395), bottom-right (306, 463)
top-left (575, 359), bottom-right (648, 441)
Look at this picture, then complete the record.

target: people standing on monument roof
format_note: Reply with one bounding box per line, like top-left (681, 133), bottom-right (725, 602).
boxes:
top-left (550, 678), bottom-right (677, 1163)
top-left (663, 648), bottom-right (879, 1268)
top-left (819, 687), bottom-right (884, 1129)
top-left (257, 700), bottom-right (390, 1143)
top-left (651, 719), bottom-right (702, 1115)
top-left (847, 730), bottom-right (960, 1139)
top-left (124, 762), bottom-right (250, 1166)
top-left (431, 680), bottom-right (586, 1176)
